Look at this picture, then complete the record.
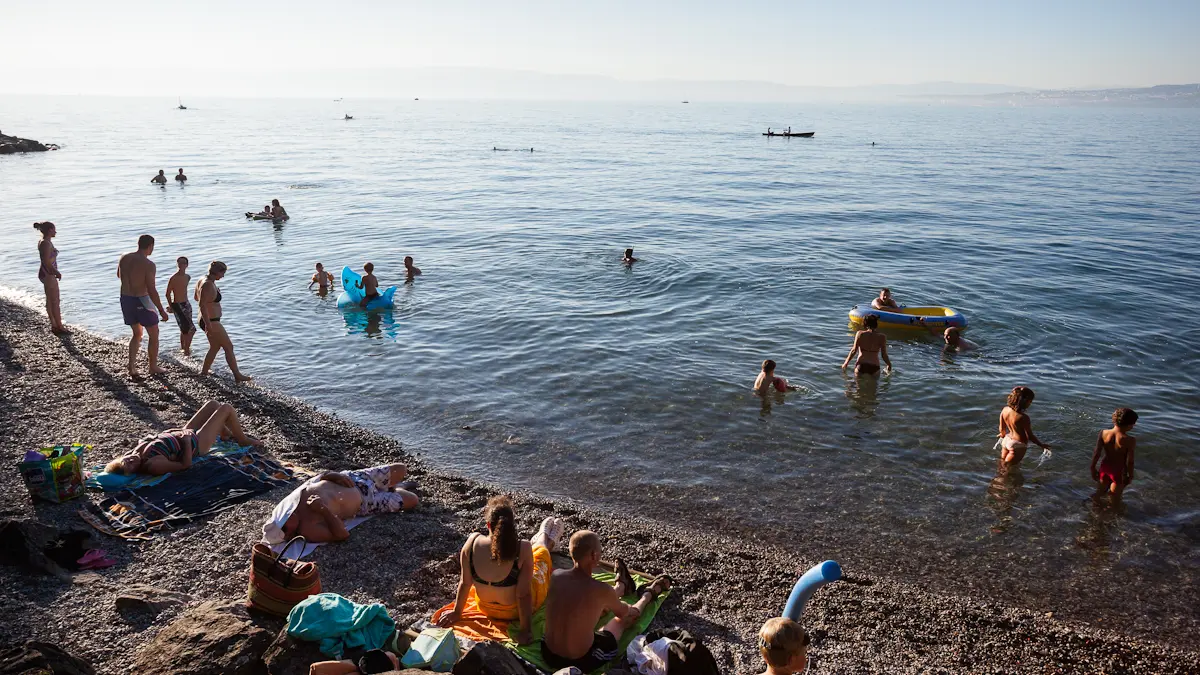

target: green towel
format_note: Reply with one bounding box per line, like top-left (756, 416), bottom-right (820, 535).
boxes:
top-left (288, 593), bottom-right (397, 660)
top-left (508, 570), bottom-right (669, 675)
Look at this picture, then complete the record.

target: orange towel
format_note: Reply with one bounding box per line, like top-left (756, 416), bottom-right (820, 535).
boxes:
top-left (432, 544), bottom-right (552, 643)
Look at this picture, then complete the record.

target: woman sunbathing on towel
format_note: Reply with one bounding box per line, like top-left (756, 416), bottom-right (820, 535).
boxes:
top-left (104, 400), bottom-right (262, 476)
top-left (434, 497), bottom-right (564, 645)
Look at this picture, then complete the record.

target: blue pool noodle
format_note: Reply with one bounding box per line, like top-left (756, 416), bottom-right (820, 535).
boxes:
top-left (782, 560), bottom-right (842, 621)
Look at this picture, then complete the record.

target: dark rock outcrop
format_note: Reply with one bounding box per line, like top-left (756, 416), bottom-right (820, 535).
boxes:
top-left (0, 518), bottom-right (95, 578)
top-left (0, 641), bottom-right (95, 675)
top-left (115, 584), bottom-right (193, 620)
top-left (131, 600), bottom-right (278, 675)
top-left (0, 132), bottom-right (56, 154)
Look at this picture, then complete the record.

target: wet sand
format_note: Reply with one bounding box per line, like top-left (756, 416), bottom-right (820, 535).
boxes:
top-left (1, 298), bottom-right (1196, 674)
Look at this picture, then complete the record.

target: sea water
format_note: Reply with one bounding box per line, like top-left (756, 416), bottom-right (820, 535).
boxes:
top-left (2, 95), bottom-right (1198, 638)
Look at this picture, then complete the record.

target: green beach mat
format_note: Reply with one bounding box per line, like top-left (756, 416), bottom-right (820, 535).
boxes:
top-left (508, 570), bottom-right (670, 675)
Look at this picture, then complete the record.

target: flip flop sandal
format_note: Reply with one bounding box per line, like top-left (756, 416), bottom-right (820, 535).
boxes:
top-left (76, 549), bottom-right (108, 566)
top-left (635, 574), bottom-right (674, 600)
top-left (614, 559), bottom-right (636, 598)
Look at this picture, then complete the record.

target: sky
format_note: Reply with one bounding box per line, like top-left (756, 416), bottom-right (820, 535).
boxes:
top-left (1, 0), bottom-right (1197, 97)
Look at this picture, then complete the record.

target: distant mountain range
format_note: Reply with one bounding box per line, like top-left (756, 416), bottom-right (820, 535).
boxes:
top-left (907, 84), bottom-right (1200, 107)
top-left (3, 66), bottom-right (1196, 105)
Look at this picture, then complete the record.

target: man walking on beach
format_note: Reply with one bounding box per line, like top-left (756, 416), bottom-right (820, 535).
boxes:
top-left (117, 235), bottom-right (169, 378)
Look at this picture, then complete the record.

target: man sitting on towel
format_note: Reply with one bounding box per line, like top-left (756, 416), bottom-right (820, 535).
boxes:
top-left (541, 531), bottom-right (672, 673)
top-left (272, 464), bottom-right (418, 543)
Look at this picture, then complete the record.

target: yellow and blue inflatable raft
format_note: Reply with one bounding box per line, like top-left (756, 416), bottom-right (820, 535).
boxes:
top-left (848, 304), bottom-right (967, 330)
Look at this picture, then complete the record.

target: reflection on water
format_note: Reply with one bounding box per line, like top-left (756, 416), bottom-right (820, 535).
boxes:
top-left (844, 371), bottom-right (884, 418)
top-left (988, 462), bottom-right (1026, 534)
top-left (343, 308), bottom-right (398, 339)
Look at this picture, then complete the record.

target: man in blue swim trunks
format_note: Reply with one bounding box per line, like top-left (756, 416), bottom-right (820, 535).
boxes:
top-left (117, 234), bottom-right (170, 378)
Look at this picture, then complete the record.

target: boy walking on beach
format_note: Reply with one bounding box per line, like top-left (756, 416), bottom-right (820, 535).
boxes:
top-left (165, 257), bottom-right (195, 355)
top-left (1090, 408), bottom-right (1138, 499)
top-left (758, 617), bottom-right (809, 674)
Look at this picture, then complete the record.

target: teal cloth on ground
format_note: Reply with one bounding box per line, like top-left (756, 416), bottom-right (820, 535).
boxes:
top-left (507, 570), bottom-right (669, 675)
top-left (85, 441), bottom-right (248, 491)
top-left (287, 593), bottom-right (397, 660)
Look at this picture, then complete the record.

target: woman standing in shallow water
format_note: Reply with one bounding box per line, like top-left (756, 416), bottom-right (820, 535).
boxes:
top-left (34, 221), bottom-right (68, 334)
top-left (195, 260), bottom-right (252, 382)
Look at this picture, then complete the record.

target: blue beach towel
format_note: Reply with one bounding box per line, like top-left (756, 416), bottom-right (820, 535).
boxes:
top-left (287, 593), bottom-right (397, 659)
top-left (85, 440), bottom-right (250, 491)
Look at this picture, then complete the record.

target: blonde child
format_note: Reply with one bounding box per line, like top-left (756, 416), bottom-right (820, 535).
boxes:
top-left (759, 617), bottom-right (809, 675)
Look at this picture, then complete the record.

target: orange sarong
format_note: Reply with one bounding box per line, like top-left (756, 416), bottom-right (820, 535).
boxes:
top-left (431, 544), bottom-right (552, 642)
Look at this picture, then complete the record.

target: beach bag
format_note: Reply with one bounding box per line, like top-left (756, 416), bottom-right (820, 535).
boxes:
top-left (247, 536), bottom-right (322, 617)
top-left (401, 626), bottom-right (458, 672)
top-left (641, 629), bottom-right (719, 675)
top-left (18, 444), bottom-right (86, 503)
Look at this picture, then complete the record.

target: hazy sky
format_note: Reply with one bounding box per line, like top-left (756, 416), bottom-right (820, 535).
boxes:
top-left (2, 0), bottom-right (1197, 94)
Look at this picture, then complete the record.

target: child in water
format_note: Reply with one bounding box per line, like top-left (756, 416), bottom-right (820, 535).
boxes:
top-left (622, 248), bottom-right (638, 264)
top-left (309, 262), bottom-right (335, 290)
top-left (754, 360), bottom-right (800, 394)
top-left (360, 262), bottom-right (379, 307)
top-left (1090, 408), bottom-right (1138, 498)
top-left (997, 386), bottom-right (1051, 465)
top-left (758, 617), bottom-right (809, 675)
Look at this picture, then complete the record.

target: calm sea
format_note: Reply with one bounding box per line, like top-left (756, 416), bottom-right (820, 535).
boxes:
top-left (2, 95), bottom-right (1198, 638)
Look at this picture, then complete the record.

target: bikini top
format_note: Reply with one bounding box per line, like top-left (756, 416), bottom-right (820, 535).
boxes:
top-left (468, 532), bottom-right (521, 587)
top-left (138, 429), bottom-right (193, 463)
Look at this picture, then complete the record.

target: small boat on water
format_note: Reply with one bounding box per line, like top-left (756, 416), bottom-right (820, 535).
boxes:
top-left (763, 131), bottom-right (814, 138)
top-left (177, 97), bottom-right (187, 110)
top-left (344, 114), bottom-right (354, 120)
top-left (848, 304), bottom-right (968, 330)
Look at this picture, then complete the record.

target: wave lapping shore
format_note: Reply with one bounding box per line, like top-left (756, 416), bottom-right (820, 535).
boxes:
top-left (1, 298), bottom-right (1196, 674)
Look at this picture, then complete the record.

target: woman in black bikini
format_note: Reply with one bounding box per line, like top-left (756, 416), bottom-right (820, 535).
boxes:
top-left (104, 400), bottom-right (263, 475)
top-left (841, 314), bottom-right (891, 377)
top-left (435, 496), bottom-right (564, 645)
top-left (196, 260), bottom-right (251, 382)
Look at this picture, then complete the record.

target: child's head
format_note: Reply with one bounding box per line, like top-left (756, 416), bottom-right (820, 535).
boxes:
top-left (762, 359), bottom-right (777, 374)
top-left (1113, 408), bottom-right (1138, 431)
top-left (863, 314), bottom-right (879, 330)
top-left (879, 287), bottom-right (892, 300)
top-left (177, 256), bottom-right (188, 270)
top-left (625, 248), bottom-right (634, 258)
top-left (1007, 386), bottom-right (1035, 411)
top-left (759, 617), bottom-right (809, 673)
top-left (364, 262), bottom-right (375, 274)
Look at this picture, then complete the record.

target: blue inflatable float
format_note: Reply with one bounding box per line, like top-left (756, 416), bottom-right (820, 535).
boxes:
top-left (848, 304), bottom-right (967, 331)
top-left (337, 266), bottom-right (397, 310)
top-left (782, 560), bottom-right (842, 621)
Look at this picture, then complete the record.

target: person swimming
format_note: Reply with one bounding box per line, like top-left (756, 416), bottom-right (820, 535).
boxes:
top-left (622, 248), bottom-right (638, 264)
top-left (403, 256), bottom-right (422, 280)
top-left (754, 359), bottom-right (799, 394)
top-left (841, 314), bottom-right (891, 376)
top-left (920, 319), bottom-right (977, 351)
top-left (997, 386), bottom-right (1051, 465)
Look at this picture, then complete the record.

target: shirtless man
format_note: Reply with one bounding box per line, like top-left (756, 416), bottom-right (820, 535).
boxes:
top-left (279, 464), bottom-right (418, 543)
top-left (165, 256), bottom-right (196, 355)
top-left (920, 320), bottom-right (977, 352)
top-left (997, 386), bottom-right (1051, 465)
top-left (871, 287), bottom-right (899, 310)
top-left (270, 199), bottom-right (289, 221)
top-left (541, 531), bottom-right (671, 673)
top-left (151, 170), bottom-right (167, 184)
top-left (117, 235), bottom-right (169, 377)
top-left (622, 248), bottom-right (638, 264)
top-left (309, 262), bottom-right (335, 291)
top-left (1090, 408), bottom-right (1137, 499)
top-left (841, 314), bottom-right (891, 376)
top-left (175, 168), bottom-right (187, 183)
top-left (403, 256), bottom-right (422, 281)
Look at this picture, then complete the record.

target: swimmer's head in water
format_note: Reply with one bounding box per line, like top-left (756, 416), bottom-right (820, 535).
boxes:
top-left (404, 256), bottom-right (414, 266)
top-left (1007, 386), bottom-right (1035, 411)
top-left (177, 256), bottom-right (188, 269)
top-left (158, 170), bottom-right (165, 176)
top-left (944, 327), bottom-right (960, 344)
top-left (568, 530), bottom-right (601, 564)
top-left (137, 234), bottom-right (155, 253)
top-left (1113, 407), bottom-right (1138, 429)
top-left (759, 617), bottom-right (809, 670)
top-left (863, 314), bottom-right (879, 330)
top-left (879, 287), bottom-right (892, 301)
top-left (762, 359), bottom-right (776, 374)
top-left (625, 248), bottom-right (634, 258)
top-left (105, 453), bottom-right (142, 476)
top-left (178, 168), bottom-right (184, 173)
top-left (364, 262), bottom-right (374, 274)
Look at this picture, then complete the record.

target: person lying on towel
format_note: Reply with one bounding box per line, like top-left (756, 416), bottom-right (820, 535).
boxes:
top-left (541, 530), bottom-right (672, 673)
top-left (269, 464), bottom-right (419, 544)
top-left (104, 400), bottom-right (263, 476)
top-left (433, 496), bottom-right (565, 644)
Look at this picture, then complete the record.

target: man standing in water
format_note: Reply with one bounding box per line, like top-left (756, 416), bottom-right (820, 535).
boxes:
top-left (151, 170), bottom-right (167, 184)
top-left (175, 168), bottom-right (187, 183)
top-left (117, 235), bottom-right (169, 377)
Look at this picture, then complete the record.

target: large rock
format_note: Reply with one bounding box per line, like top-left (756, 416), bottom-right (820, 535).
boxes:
top-left (0, 518), bottom-right (95, 578)
top-left (0, 132), bottom-right (54, 154)
top-left (0, 640), bottom-right (95, 674)
top-left (131, 600), bottom-right (278, 675)
top-left (115, 584), bottom-right (193, 620)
